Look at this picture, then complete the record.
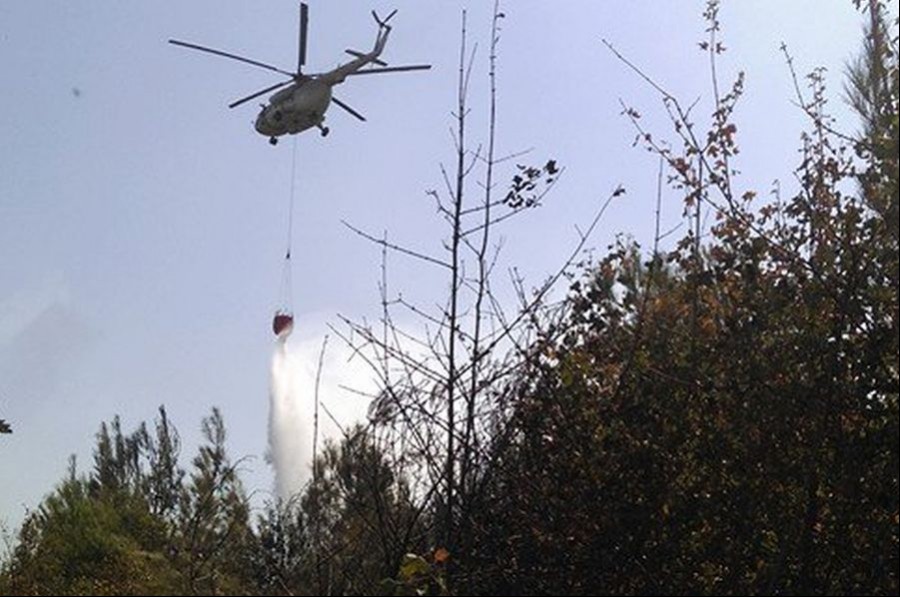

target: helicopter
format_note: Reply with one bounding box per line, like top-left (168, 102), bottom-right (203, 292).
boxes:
top-left (169, 3), bottom-right (431, 144)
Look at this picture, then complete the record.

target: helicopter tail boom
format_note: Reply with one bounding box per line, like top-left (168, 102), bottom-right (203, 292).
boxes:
top-left (317, 9), bottom-right (396, 85)
top-left (345, 49), bottom-right (387, 67)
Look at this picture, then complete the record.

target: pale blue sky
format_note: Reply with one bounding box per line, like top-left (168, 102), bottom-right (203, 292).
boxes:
top-left (1, 0), bottom-right (882, 530)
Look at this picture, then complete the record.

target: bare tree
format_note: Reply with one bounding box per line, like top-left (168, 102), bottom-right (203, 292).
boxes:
top-left (334, 3), bottom-right (621, 585)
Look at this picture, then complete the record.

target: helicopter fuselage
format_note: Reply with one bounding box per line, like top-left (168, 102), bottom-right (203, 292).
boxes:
top-left (255, 77), bottom-right (332, 140)
top-left (170, 4), bottom-right (429, 144)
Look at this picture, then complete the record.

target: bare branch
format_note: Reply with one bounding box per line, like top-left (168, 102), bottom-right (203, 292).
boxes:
top-left (342, 219), bottom-right (452, 270)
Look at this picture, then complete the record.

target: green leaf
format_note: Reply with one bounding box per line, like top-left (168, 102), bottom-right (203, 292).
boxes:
top-left (399, 553), bottom-right (430, 581)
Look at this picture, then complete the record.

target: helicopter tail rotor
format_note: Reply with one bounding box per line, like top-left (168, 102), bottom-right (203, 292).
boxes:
top-left (372, 9), bottom-right (398, 29)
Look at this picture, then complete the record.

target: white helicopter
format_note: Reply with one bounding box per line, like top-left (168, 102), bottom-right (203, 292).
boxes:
top-left (169, 3), bottom-right (430, 144)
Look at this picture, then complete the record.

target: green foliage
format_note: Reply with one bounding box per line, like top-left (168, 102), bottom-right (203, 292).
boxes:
top-left (295, 425), bottom-right (426, 596)
top-left (0, 407), bottom-right (253, 596)
top-left (0, 413), bottom-right (422, 596)
top-left (2, 5), bottom-right (897, 596)
top-left (174, 407), bottom-right (253, 595)
top-left (249, 497), bottom-right (310, 594)
top-left (846, 0), bottom-right (899, 243)
top-left (463, 5), bottom-right (899, 594)
top-left (2, 472), bottom-right (176, 595)
top-left (381, 552), bottom-right (449, 596)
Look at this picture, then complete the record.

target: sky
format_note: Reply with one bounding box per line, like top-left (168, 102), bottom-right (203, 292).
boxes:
top-left (0, 0), bottom-right (885, 532)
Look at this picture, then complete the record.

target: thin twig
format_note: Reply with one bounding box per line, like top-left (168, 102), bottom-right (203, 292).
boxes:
top-left (342, 219), bottom-right (452, 270)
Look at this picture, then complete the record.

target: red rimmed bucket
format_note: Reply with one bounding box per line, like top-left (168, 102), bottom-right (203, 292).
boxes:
top-left (273, 312), bottom-right (294, 337)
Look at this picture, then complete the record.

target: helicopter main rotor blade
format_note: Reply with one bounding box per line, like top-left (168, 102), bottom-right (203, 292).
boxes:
top-left (169, 39), bottom-right (296, 78)
top-left (331, 96), bottom-right (366, 122)
top-left (298, 2), bottom-right (309, 72)
top-left (228, 79), bottom-right (294, 109)
top-left (346, 64), bottom-right (432, 76)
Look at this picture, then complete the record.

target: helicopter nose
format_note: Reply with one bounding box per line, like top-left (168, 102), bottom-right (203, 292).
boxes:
top-left (254, 111), bottom-right (270, 134)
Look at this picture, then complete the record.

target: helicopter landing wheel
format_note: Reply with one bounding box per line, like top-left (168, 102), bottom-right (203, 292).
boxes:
top-left (269, 136), bottom-right (278, 146)
top-left (320, 126), bottom-right (330, 137)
